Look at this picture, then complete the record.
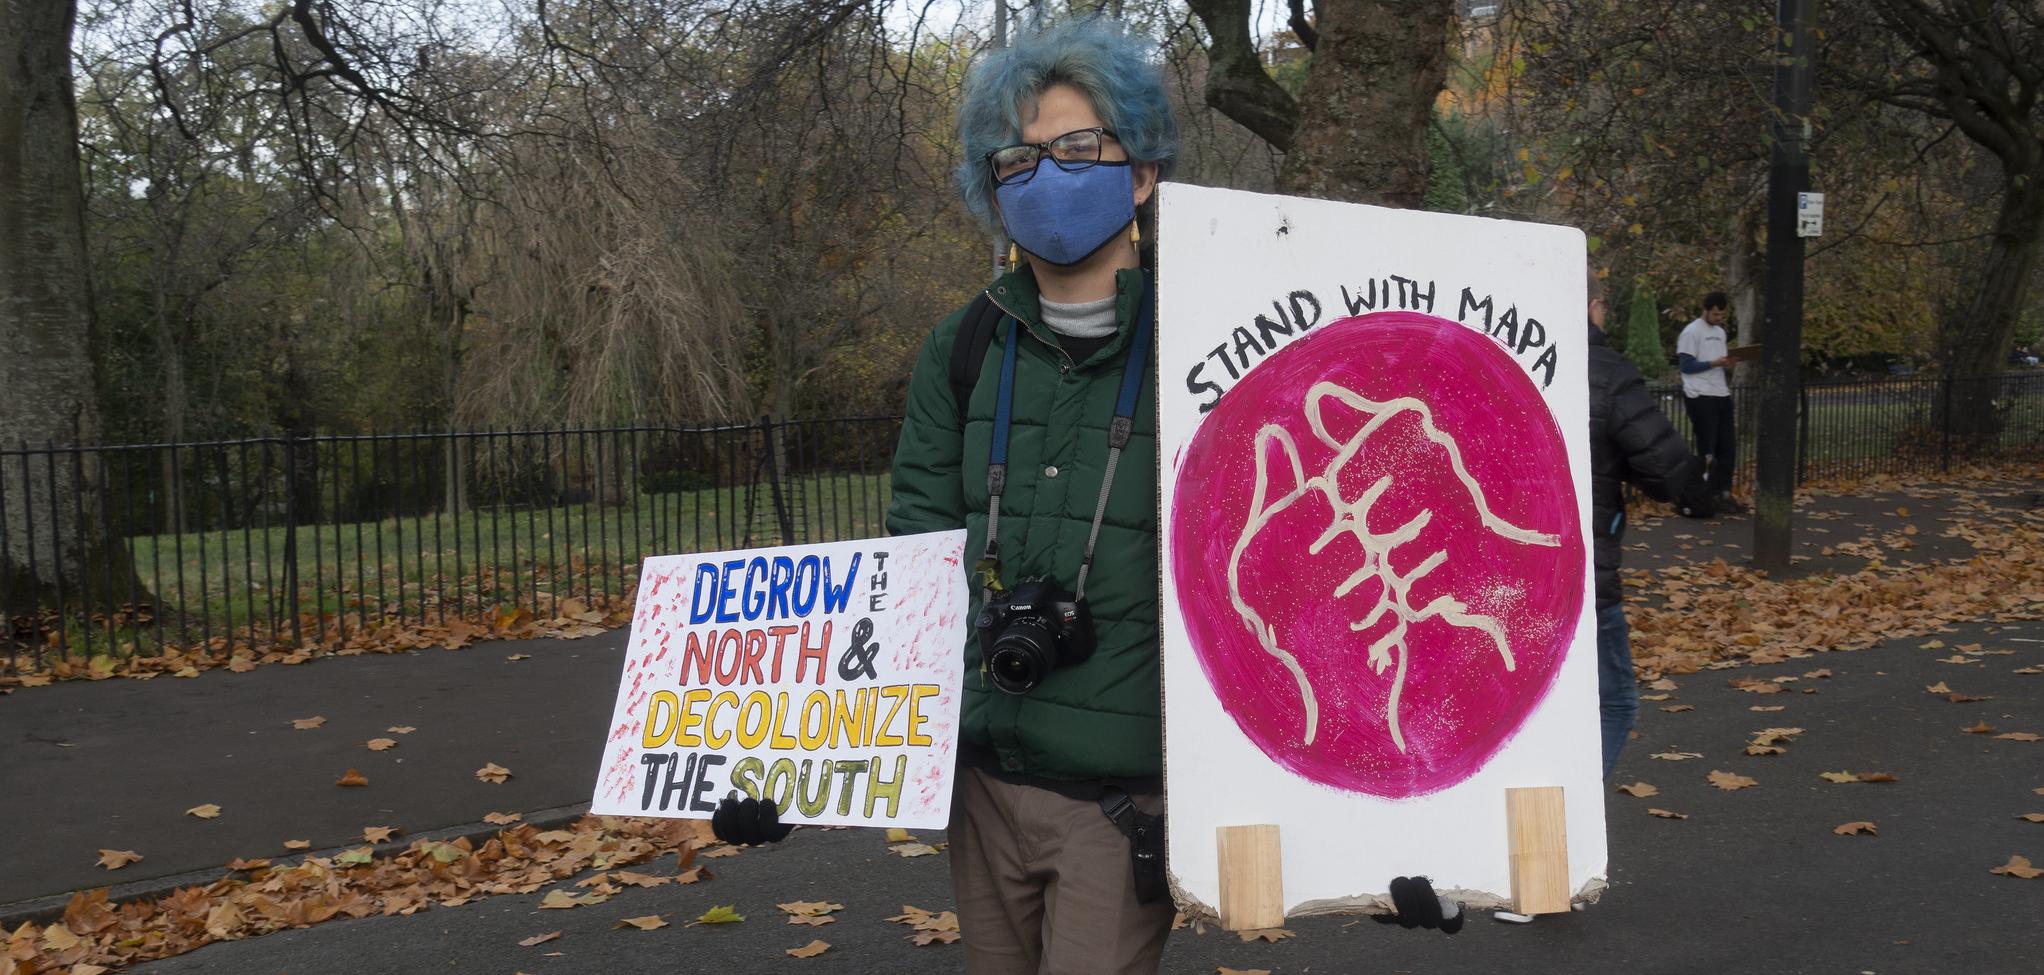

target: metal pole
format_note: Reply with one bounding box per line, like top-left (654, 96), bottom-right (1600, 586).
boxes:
top-left (1752, 0), bottom-right (1813, 575)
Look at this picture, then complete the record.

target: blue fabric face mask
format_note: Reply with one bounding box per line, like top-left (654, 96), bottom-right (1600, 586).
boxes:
top-left (995, 160), bottom-right (1135, 267)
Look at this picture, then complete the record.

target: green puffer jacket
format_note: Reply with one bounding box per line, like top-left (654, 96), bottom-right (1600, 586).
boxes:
top-left (886, 265), bottom-right (1160, 782)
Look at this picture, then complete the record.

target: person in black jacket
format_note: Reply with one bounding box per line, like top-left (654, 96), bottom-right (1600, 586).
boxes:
top-left (1588, 274), bottom-right (1712, 777)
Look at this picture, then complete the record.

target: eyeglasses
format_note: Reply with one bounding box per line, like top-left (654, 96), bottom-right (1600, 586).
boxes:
top-left (986, 127), bottom-right (1124, 185)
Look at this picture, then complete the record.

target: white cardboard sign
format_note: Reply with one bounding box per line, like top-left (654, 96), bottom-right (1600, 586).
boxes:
top-left (1156, 184), bottom-right (1604, 913)
top-left (591, 530), bottom-right (968, 829)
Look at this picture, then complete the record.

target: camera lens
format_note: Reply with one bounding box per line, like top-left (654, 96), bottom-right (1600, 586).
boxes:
top-left (988, 619), bottom-right (1056, 694)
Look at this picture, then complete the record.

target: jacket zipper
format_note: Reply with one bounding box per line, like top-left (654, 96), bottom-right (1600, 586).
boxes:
top-left (985, 288), bottom-right (1077, 372)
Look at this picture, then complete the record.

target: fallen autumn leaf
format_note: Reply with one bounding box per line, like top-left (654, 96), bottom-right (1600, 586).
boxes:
top-left (1989, 855), bottom-right (2042, 879)
top-left (690, 905), bottom-right (745, 925)
top-left (185, 804), bottom-right (222, 819)
top-left (538, 890), bottom-right (584, 910)
top-left (366, 738), bottom-right (398, 751)
top-left (291, 716), bottom-right (326, 730)
top-left (335, 768), bottom-right (370, 787)
top-left (1237, 928), bottom-right (1295, 943)
top-left (95, 849), bottom-right (142, 870)
top-left (778, 901), bottom-right (845, 917)
top-left (785, 939), bottom-right (832, 958)
top-left (1833, 821), bottom-right (1878, 835)
top-left (363, 826), bottom-right (399, 843)
top-left (1614, 782), bottom-right (1659, 798)
top-left (517, 931), bottom-right (562, 947)
top-left (1708, 770), bottom-right (1758, 791)
top-left (1647, 808), bottom-right (1689, 820)
top-left (476, 762), bottom-right (514, 784)
top-left (615, 915), bottom-right (669, 931)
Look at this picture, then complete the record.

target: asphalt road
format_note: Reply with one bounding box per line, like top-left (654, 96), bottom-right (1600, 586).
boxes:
top-left (120, 616), bottom-right (2044, 975)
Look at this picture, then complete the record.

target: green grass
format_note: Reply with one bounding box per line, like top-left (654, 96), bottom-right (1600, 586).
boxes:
top-left (100, 472), bottom-right (893, 654)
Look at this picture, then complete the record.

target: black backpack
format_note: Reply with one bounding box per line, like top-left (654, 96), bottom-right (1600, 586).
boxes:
top-left (946, 293), bottom-right (1007, 427)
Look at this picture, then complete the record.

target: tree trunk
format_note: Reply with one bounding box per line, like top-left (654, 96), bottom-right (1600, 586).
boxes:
top-left (1277, 0), bottom-right (1454, 207)
top-left (1725, 203), bottom-right (1766, 388)
top-left (154, 305), bottom-right (189, 532)
top-left (1938, 173), bottom-right (2044, 444)
top-left (0, 0), bottom-right (143, 643)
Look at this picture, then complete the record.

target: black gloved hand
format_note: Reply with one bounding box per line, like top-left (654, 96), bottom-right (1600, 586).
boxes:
top-left (710, 793), bottom-right (793, 846)
top-left (1373, 875), bottom-right (1465, 934)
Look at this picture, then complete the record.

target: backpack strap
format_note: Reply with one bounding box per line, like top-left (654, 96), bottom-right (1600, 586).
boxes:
top-left (948, 292), bottom-right (1005, 427)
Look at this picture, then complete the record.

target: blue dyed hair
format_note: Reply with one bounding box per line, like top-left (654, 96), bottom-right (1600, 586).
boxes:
top-left (955, 18), bottom-right (1180, 235)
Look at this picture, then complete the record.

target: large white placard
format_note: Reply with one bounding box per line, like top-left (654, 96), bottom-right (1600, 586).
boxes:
top-left (591, 531), bottom-right (967, 829)
top-left (1156, 184), bottom-right (1604, 914)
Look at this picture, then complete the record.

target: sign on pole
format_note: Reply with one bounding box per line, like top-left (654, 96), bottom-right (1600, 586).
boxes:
top-left (1796, 192), bottom-right (1824, 237)
top-left (591, 530), bottom-right (968, 829)
top-left (1156, 184), bottom-right (1604, 915)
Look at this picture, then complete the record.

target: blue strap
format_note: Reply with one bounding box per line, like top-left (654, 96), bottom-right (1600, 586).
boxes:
top-left (989, 319), bottom-right (1022, 470)
top-left (1114, 283), bottom-right (1154, 423)
top-left (981, 278), bottom-right (1153, 578)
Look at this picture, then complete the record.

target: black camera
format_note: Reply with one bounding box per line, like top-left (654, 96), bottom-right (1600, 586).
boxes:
top-left (974, 578), bottom-right (1094, 695)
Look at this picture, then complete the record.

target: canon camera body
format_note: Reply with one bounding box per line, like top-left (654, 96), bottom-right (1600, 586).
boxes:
top-left (974, 578), bottom-right (1094, 694)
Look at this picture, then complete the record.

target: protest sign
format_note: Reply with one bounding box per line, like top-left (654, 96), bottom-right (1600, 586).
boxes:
top-left (1156, 184), bottom-right (1604, 914)
top-left (591, 530), bottom-right (968, 829)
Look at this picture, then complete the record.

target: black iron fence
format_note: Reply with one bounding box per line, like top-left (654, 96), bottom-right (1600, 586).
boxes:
top-left (1, 418), bottom-right (902, 670)
top-left (3, 374), bottom-right (2040, 672)
top-left (1645, 372), bottom-right (2044, 492)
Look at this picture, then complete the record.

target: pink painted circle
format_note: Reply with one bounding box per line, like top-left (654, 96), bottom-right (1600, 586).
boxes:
top-left (1170, 311), bottom-right (1584, 799)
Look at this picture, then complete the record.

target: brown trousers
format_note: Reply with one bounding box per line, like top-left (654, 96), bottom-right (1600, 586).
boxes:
top-left (948, 765), bottom-right (1175, 975)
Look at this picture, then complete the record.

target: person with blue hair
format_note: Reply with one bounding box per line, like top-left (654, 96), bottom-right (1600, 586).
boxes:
top-left (894, 17), bottom-right (1179, 972)
top-left (716, 18), bottom-right (1182, 972)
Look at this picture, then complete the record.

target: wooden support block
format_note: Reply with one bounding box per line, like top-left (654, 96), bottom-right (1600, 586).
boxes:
top-left (1506, 786), bottom-right (1570, 915)
top-left (1216, 824), bottom-right (1284, 931)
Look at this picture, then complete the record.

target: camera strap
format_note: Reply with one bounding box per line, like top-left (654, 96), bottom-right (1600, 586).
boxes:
top-left (980, 278), bottom-right (1154, 601)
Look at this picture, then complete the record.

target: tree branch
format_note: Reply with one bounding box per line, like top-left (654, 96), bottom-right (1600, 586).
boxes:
top-left (1288, 0), bottom-right (1320, 52)
top-left (1186, 0), bottom-right (1299, 152)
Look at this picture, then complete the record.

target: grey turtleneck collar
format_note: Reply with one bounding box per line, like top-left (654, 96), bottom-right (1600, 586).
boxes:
top-left (1038, 294), bottom-right (1118, 339)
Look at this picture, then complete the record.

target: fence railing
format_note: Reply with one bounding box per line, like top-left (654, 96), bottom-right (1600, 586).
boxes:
top-left (1, 418), bottom-right (902, 670)
top-left (4, 374), bottom-right (2040, 671)
top-left (1645, 372), bottom-right (2044, 492)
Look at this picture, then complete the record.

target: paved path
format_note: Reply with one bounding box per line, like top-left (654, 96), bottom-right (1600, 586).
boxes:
top-left (2, 477), bottom-right (2039, 973)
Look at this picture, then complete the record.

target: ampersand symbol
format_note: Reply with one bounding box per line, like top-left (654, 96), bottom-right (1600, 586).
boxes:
top-left (838, 617), bottom-right (880, 681)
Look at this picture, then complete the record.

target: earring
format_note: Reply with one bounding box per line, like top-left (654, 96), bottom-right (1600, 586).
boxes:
top-left (1008, 242), bottom-right (1020, 266)
top-left (1130, 223), bottom-right (1141, 245)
